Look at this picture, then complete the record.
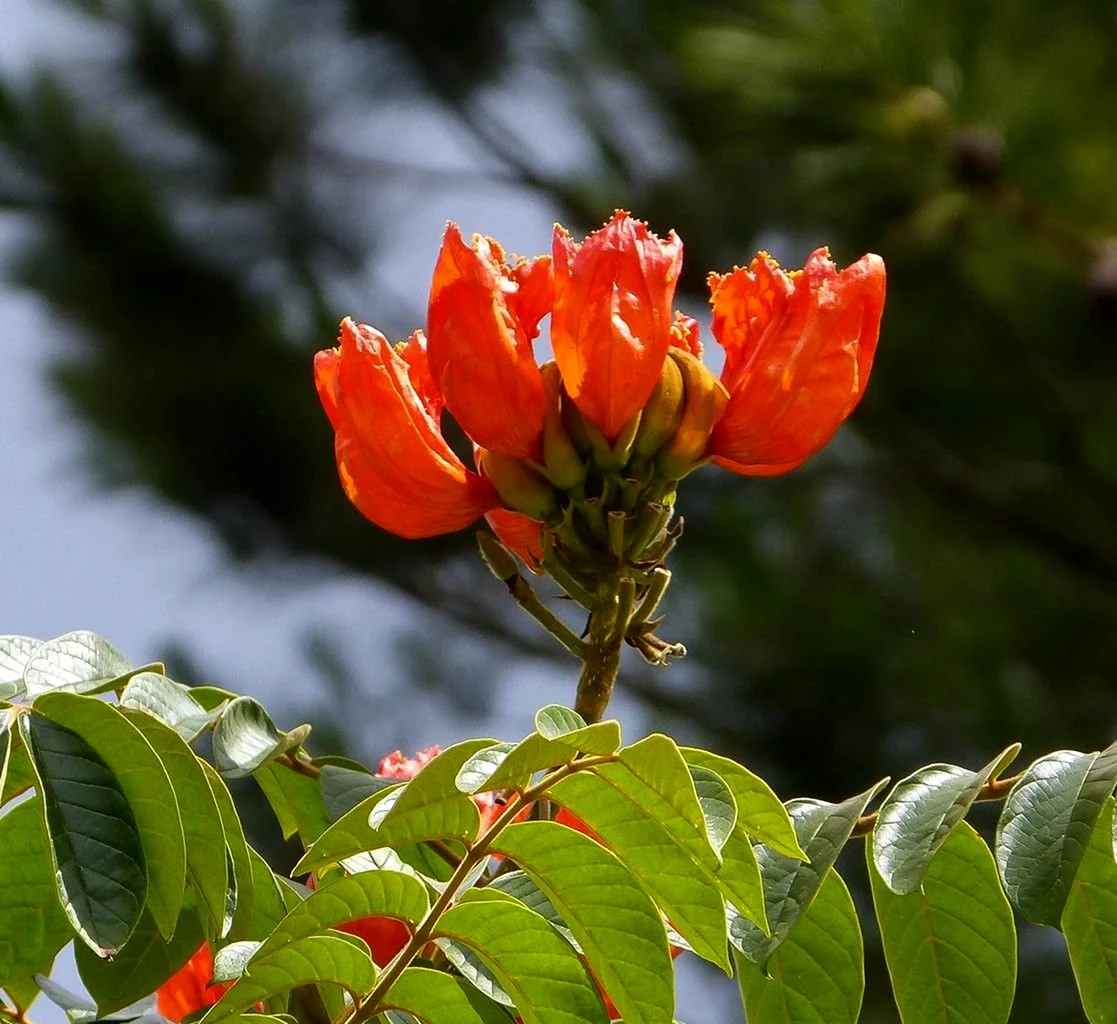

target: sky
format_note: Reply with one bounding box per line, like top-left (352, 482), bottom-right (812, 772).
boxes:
top-left (0, 3), bottom-right (739, 1019)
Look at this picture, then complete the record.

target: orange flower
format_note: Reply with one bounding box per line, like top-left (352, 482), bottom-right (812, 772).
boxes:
top-left (427, 225), bottom-right (551, 460)
top-left (707, 248), bottom-right (886, 475)
top-left (552, 212), bottom-right (683, 442)
top-left (316, 213), bottom-right (885, 562)
top-left (156, 945), bottom-right (232, 1022)
top-left (314, 319), bottom-right (499, 538)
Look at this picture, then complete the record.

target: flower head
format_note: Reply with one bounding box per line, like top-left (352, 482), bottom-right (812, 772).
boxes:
top-left (316, 213), bottom-right (885, 618)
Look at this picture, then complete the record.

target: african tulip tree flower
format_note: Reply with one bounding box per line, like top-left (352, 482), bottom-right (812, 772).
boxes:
top-left (315, 213), bottom-right (885, 653)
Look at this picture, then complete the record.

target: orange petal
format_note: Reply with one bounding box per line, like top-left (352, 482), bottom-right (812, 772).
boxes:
top-left (427, 224), bottom-right (548, 459)
top-left (156, 945), bottom-right (229, 1022)
top-left (315, 319), bottom-right (499, 538)
top-left (486, 508), bottom-right (546, 572)
top-left (551, 212), bottom-right (683, 442)
top-left (707, 249), bottom-right (885, 473)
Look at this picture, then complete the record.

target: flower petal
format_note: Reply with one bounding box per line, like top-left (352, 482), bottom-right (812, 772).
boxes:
top-left (315, 319), bottom-right (498, 538)
top-left (707, 249), bottom-right (886, 473)
top-left (427, 223), bottom-right (548, 459)
top-left (551, 211), bottom-right (683, 441)
top-left (486, 508), bottom-right (546, 572)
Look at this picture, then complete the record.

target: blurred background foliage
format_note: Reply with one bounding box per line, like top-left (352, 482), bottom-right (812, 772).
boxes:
top-left (3, 0), bottom-right (1117, 1019)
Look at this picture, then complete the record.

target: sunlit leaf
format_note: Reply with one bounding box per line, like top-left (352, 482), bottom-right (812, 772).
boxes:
top-left (120, 672), bottom-right (213, 742)
top-left (23, 631), bottom-right (131, 698)
top-left (1062, 797), bottom-right (1117, 1024)
top-left (0, 635), bottom-right (40, 699)
top-left (492, 821), bottom-right (674, 1024)
top-left (435, 888), bottom-right (608, 1024)
top-left (870, 822), bottom-right (1016, 1024)
top-left (732, 780), bottom-right (887, 965)
top-left (200, 760), bottom-right (255, 940)
top-left (0, 798), bottom-right (74, 989)
top-left (736, 869), bottom-right (863, 1024)
top-left (212, 697), bottom-right (309, 779)
top-left (382, 967), bottom-right (511, 1024)
top-left (874, 744), bottom-right (1020, 894)
top-left (996, 742), bottom-right (1117, 925)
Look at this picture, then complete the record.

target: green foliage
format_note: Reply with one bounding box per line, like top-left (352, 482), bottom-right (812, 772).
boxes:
top-left (10, 633), bottom-right (1117, 1022)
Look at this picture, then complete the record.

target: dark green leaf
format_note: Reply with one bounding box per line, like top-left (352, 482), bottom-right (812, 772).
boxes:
top-left (435, 888), bottom-right (608, 1024)
top-left (248, 847), bottom-right (291, 941)
top-left (75, 907), bottom-right (205, 1016)
top-left (732, 780), bottom-right (887, 965)
top-left (320, 765), bottom-right (392, 821)
top-left (118, 708), bottom-right (228, 941)
top-left (23, 632), bottom-right (131, 698)
top-left (549, 769), bottom-right (733, 970)
top-left (382, 967), bottom-right (512, 1024)
top-left (20, 712), bottom-right (146, 954)
top-left (34, 693), bottom-right (187, 940)
top-left (0, 798), bottom-right (74, 988)
top-left (200, 934), bottom-right (377, 1023)
top-left (492, 821), bottom-right (674, 1024)
top-left (736, 869), bottom-right (863, 1024)
top-left (874, 744), bottom-right (1020, 895)
top-left (870, 822), bottom-right (1016, 1024)
top-left (120, 673), bottom-right (213, 742)
top-left (1062, 797), bottom-right (1117, 1023)
top-left (1, 731), bottom-right (36, 805)
top-left (996, 742), bottom-right (1117, 925)
top-left (679, 748), bottom-right (804, 859)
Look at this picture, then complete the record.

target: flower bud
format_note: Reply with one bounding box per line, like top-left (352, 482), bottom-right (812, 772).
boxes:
top-left (657, 350), bottom-right (729, 480)
top-left (478, 449), bottom-right (558, 521)
top-left (476, 530), bottom-right (520, 582)
top-left (540, 362), bottom-right (587, 489)
top-left (632, 354), bottom-right (685, 458)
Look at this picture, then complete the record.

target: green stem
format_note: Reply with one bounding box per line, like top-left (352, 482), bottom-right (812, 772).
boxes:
top-left (574, 584), bottom-right (629, 724)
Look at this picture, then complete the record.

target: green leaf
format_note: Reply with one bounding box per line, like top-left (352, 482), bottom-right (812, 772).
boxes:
top-left (435, 888), bottom-right (608, 1024)
top-left (117, 708), bottom-right (228, 941)
top-left (492, 821), bottom-right (674, 1024)
top-left (34, 693), bottom-right (187, 940)
top-left (0, 635), bottom-right (40, 699)
top-left (293, 786), bottom-right (402, 876)
top-left (75, 906), bottom-right (205, 1015)
top-left (375, 740), bottom-right (493, 847)
top-left (201, 934), bottom-right (377, 1023)
top-left (534, 705), bottom-right (622, 754)
top-left (870, 822), bottom-right (1016, 1024)
top-left (874, 745), bottom-right (1020, 895)
top-left (20, 711), bottom-right (146, 954)
top-left (0, 798), bottom-right (74, 988)
top-left (200, 760), bottom-right (255, 940)
top-left (120, 673), bottom-right (213, 742)
top-left (549, 769), bottom-right (734, 970)
top-left (996, 742), bottom-right (1117, 925)
top-left (736, 869), bottom-right (863, 1024)
top-left (23, 631), bottom-right (131, 698)
top-left (433, 939), bottom-right (515, 1007)
top-left (487, 870), bottom-right (580, 950)
top-left (1, 732), bottom-right (36, 805)
top-left (1062, 797), bottom-right (1117, 1023)
top-left (255, 762), bottom-right (331, 844)
top-left (249, 847), bottom-right (291, 940)
top-left (213, 941), bottom-right (262, 982)
top-left (252, 871), bottom-right (429, 963)
top-left (679, 748), bottom-right (804, 859)
top-left (212, 697), bottom-right (309, 779)
top-left (687, 765), bottom-right (736, 855)
top-left (732, 780), bottom-right (887, 965)
top-left (320, 765), bottom-right (392, 821)
top-left (382, 967), bottom-right (512, 1024)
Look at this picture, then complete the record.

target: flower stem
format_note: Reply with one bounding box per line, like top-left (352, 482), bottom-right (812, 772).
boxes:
top-left (574, 582), bottom-right (631, 724)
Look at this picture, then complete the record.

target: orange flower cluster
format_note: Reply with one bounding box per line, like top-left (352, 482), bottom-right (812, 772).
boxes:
top-left (315, 212), bottom-right (885, 565)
